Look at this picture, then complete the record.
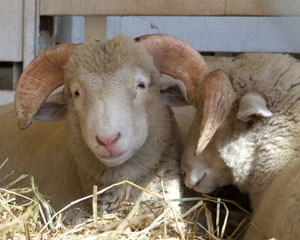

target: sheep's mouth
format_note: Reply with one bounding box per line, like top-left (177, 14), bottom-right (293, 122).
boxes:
top-left (100, 153), bottom-right (124, 160)
top-left (97, 149), bottom-right (132, 167)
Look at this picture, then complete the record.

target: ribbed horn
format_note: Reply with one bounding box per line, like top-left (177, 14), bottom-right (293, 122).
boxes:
top-left (195, 69), bottom-right (238, 155)
top-left (135, 35), bottom-right (237, 155)
top-left (135, 34), bottom-right (209, 104)
top-left (16, 35), bottom-right (208, 130)
top-left (15, 44), bottom-right (78, 129)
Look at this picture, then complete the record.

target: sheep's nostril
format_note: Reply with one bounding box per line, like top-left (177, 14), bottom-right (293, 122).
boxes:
top-left (96, 132), bottom-right (121, 147)
top-left (181, 169), bottom-right (186, 179)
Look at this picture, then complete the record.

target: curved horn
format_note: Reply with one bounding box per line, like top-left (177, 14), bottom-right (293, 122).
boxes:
top-left (195, 69), bottom-right (238, 155)
top-left (16, 34), bottom-right (208, 130)
top-left (15, 44), bottom-right (78, 129)
top-left (135, 35), bottom-right (237, 154)
top-left (135, 34), bottom-right (209, 104)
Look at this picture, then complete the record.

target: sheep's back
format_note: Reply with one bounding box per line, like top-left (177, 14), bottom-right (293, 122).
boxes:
top-left (0, 111), bottom-right (83, 210)
top-left (230, 53), bottom-right (300, 115)
top-left (244, 160), bottom-right (300, 240)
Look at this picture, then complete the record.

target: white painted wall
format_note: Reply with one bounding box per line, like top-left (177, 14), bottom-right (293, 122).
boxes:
top-left (57, 16), bottom-right (85, 43)
top-left (0, 0), bottom-right (23, 62)
top-left (53, 16), bottom-right (300, 53)
top-left (0, 91), bottom-right (14, 105)
top-left (18, 15), bottom-right (300, 54)
top-left (107, 16), bottom-right (300, 53)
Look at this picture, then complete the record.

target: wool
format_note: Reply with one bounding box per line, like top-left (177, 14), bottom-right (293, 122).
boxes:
top-left (182, 53), bottom-right (300, 239)
top-left (0, 35), bottom-right (184, 224)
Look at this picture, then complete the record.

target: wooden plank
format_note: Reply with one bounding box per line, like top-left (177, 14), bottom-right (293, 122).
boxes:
top-left (85, 16), bottom-right (107, 41)
top-left (57, 16), bottom-right (85, 43)
top-left (40, 0), bottom-right (300, 16)
top-left (39, 16), bottom-right (58, 49)
top-left (23, 0), bottom-right (39, 69)
top-left (40, 0), bottom-right (225, 16)
top-left (107, 16), bottom-right (300, 53)
top-left (226, 0), bottom-right (300, 16)
top-left (0, 0), bottom-right (23, 62)
top-left (12, 63), bottom-right (22, 89)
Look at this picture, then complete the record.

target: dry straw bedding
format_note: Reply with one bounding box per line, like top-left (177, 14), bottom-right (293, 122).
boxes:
top-left (0, 157), bottom-right (251, 240)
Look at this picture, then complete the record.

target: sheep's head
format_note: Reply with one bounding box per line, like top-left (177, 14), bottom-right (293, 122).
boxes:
top-left (181, 64), bottom-right (274, 193)
top-left (63, 36), bottom-right (165, 166)
top-left (181, 113), bottom-right (234, 193)
top-left (15, 34), bottom-right (209, 167)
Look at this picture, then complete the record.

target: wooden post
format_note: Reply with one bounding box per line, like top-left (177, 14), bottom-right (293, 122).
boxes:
top-left (84, 16), bottom-right (107, 41)
top-left (23, 0), bottom-right (39, 69)
top-left (12, 63), bottom-right (22, 89)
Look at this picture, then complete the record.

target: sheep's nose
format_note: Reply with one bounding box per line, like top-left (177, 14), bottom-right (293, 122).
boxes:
top-left (181, 168), bottom-right (186, 179)
top-left (96, 133), bottom-right (121, 149)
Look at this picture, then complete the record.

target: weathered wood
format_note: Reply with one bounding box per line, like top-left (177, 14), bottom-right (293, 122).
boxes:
top-left (0, 0), bottom-right (23, 62)
top-left (226, 0), bottom-right (300, 16)
top-left (40, 0), bottom-right (300, 16)
top-left (57, 16), bottom-right (85, 43)
top-left (39, 16), bottom-right (58, 49)
top-left (23, 0), bottom-right (39, 69)
top-left (12, 63), bottom-right (22, 89)
top-left (85, 16), bottom-right (107, 41)
top-left (40, 0), bottom-right (225, 16)
top-left (107, 16), bottom-right (300, 53)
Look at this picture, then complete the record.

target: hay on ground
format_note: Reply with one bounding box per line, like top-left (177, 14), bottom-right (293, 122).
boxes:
top-left (0, 158), bottom-right (251, 240)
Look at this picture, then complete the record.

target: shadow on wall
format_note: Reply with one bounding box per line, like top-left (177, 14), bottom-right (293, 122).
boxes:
top-left (0, 63), bottom-right (13, 89)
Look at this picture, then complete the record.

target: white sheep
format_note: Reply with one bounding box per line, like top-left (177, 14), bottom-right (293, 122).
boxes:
top-left (172, 56), bottom-right (233, 143)
top-left (0, 34), bottom-right (209, 223)
top-left (181, 53), bottom-right (300, 239)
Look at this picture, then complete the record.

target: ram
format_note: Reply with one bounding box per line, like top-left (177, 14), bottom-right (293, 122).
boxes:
top-left (181, 53), bottom-right (300, 239)
top-left (0, 34), bottom-right (208, 223)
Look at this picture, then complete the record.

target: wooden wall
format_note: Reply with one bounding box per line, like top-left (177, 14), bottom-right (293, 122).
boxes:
top-left (107, 16), bottom-right (300, 53)
top-left (0, 0), bottom-right (23, 62)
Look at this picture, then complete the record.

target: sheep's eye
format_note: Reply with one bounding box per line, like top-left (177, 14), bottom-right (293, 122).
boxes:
top-left (137, 82), bottom-right (146, 89)
top-left (73, 90), bottom-right (80, 97)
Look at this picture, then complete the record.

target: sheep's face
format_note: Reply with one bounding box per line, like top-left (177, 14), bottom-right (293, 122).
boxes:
top-left (181, 112), bottom-right (233, 193)
top-left (181, 91), bottom-right (273, 193)
top-left (56, 37), bottom-right (161, 167)
top-left (33, 36), bottom-right (189, 167)
top-left (64, 66), bottom-right (158, 167)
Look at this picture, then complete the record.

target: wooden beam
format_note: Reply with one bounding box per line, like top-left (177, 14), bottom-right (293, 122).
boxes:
top-left (85, 16), bottom-right (107, 41)
top-left (0, 0), bottom-right (23, 62)
top-left (23, 0), bottom-right (39, 69)
top-left (40, 0), bottom-right (225, 16)
top-left (226, 0), bottom-right (300, 16)
top-left (40, 0), bottom-right (300, 16)
top-left (107, 16), bottom-right (300, 53)
top-left (12, 63), bottom-right (22, 89)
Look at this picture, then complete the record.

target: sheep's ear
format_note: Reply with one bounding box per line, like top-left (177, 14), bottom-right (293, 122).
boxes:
top-left (237, 92), bottom-right (273, 122)
top-left (159, 74), bottom-right (190, 106)
top-left (33, 91), bottom-right (67, 122)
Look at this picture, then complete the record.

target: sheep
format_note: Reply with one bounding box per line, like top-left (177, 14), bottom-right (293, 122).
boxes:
top-left (0, 34), bottom-right (210, 224)
top-left (173, 56), bottom-right (234, 143)
top-left (180, 53), bottom-right (300, 239)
